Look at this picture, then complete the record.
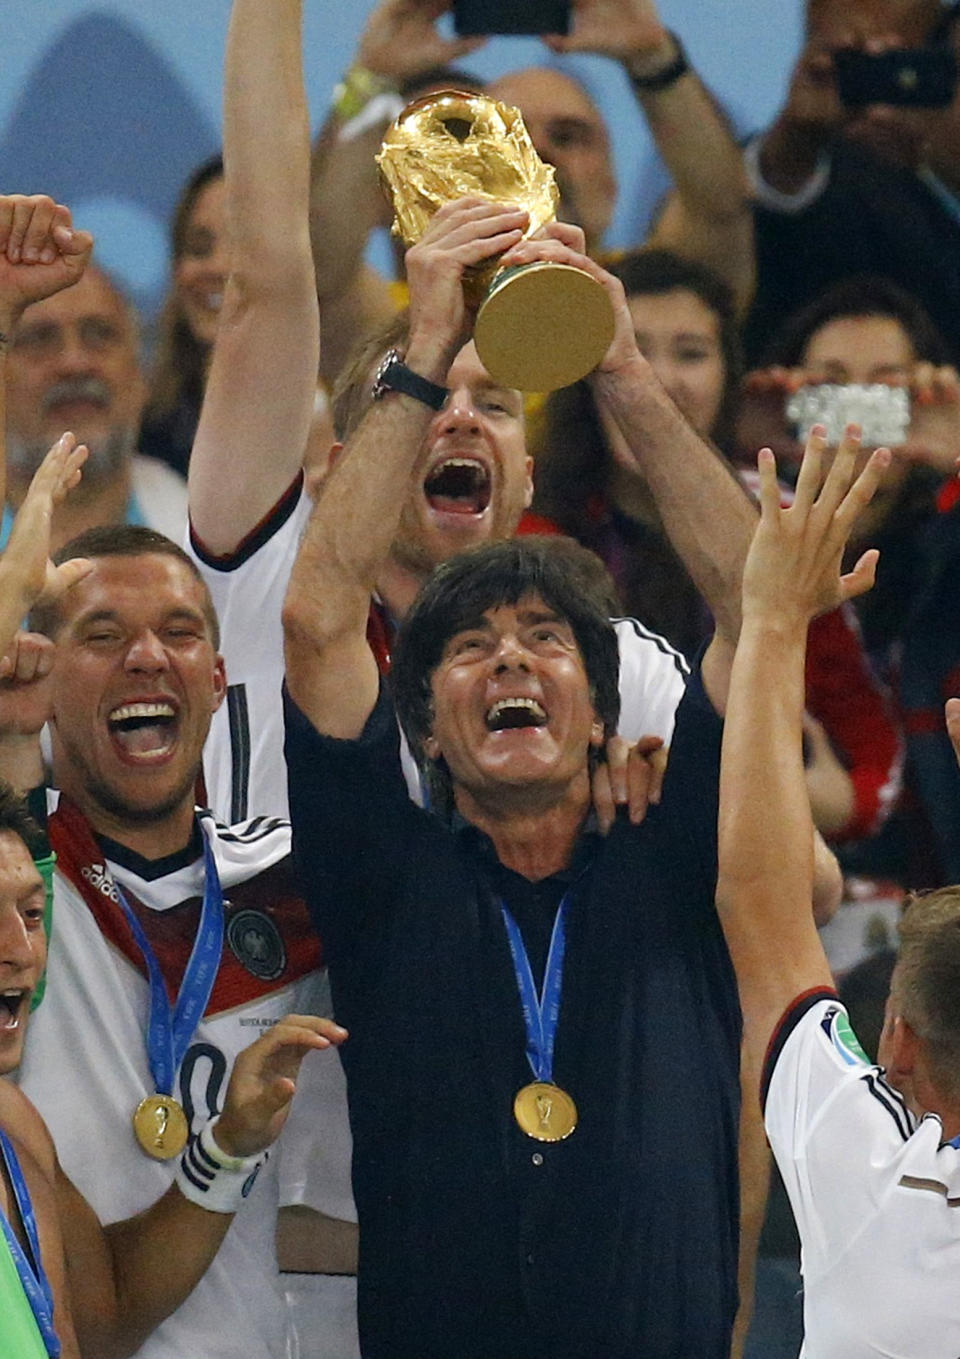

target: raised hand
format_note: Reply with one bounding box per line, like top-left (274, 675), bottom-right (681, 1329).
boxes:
top-left (543, 0), bottom-right (670, 67)
top-left (742, 426), bottom-right (887, 629)
top-left (3, 432), bottom-right (91, 611)
top-left (499, 228), bottom-right (640, 374)
top-left (405, 197), bottom-right (529, 367)
top-left (0, 432), bottom-right (91, 680)
top-left (0, 194), bottom-right (93, 329)
top-left (213, 1014), bottom-right (348, 1159)
top-left (357, 0), bottom-right (485, 85)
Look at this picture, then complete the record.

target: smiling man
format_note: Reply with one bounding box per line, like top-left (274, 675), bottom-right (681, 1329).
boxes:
top-left (3, 265), bottom-right (187, 551)
top-left (283, 530), bottom-right (741, 1359)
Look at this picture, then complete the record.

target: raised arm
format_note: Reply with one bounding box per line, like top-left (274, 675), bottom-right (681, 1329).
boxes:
top-left (283, 198), bottom-right (526, 737)
top-left (548, 0), bottom-right (754, 310)
top-left (6, 1015), bottom-right (344, 1359)
top-left (716, 429), bottom-right (886, 1088)
top-left (188, 0), bottom-right (318, 553)
top-left (309, 0), bottom-right (484, 383)
top-left (499, 225), bottom-right (757, 711)
top-left (0, 194), bottom-right (92, 515)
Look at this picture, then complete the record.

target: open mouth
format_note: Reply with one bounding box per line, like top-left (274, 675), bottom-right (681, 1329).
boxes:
top-left (0, 990), bottom-right (28, 1033)
top-left (486, 697), bottom-right (547, 731)
top-left (424, 458), bottom-right (491, 516)
top-left (108, 702), bottom-right (179, 760)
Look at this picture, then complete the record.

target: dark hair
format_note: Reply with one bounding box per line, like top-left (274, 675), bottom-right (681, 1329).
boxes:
top-left (392, 535), bottom-right (620, 812)
top-left (145, 154), bottom-right (224, 423)
top-left (533, 248), bottom-right (741, 538)
top-left (761, 274), bottom-right (951, 369)
top-left (28, 524), bottom-right (220, 648)
top-left (0, 781), bottom-right (44, 859)
top-left (330, 309), bottom-right (413, 441)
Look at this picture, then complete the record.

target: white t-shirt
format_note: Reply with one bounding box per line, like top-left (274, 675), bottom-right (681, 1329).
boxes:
top-left (765, 994), bottom-right (960, 1359)
top-left (18, 799), bottom-right (330, 1359)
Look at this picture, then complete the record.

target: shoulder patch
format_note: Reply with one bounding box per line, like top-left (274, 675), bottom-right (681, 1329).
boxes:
top-left (820, 1004), bottom-right (870, 1067)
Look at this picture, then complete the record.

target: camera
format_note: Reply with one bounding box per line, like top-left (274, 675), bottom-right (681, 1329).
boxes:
top-left (785, 383), bottom-right (911, 447)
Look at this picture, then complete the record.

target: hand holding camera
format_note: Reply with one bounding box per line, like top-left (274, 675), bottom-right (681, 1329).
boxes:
top-left (737, 363), bottom-right (960, 479)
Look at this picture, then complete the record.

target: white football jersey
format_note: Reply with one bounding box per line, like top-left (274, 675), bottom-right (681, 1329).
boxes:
top-left (766, 996), bottom-right (960, 1359)
top-left (18, 802), bottom-right (330, 1359)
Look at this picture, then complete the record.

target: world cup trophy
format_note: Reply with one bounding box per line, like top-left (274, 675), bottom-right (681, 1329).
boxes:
top-left (377, 90), bottom-right (615, 393)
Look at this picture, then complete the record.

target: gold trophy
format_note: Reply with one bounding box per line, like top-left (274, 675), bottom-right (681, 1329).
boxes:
top-left (377, 90), bottom-right (615, 393)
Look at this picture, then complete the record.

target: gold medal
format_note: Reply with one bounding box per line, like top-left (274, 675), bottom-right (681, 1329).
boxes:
top-left (133, 1094), bottom-right (189, 1160)
top-left (513, 1081), bottom-right (578, 1142)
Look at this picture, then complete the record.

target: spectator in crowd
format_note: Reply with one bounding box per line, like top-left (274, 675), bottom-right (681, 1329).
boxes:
top-left (742, 0), bottom-right (960, 363)
top-left (533, 249), bottom-right (903, 848)
top-left (739, 274), bottom-right (960, 885)
top-left (3, 262), bottom-right (186, 553)
top-left (139, 155), bottom-right (226, 479)
top-left (0, 191), bottom-right (344, 1359)
top-left (717, 424), bottom-right (960, 1358)
top-left (309, 0), bottom-right (752, 385)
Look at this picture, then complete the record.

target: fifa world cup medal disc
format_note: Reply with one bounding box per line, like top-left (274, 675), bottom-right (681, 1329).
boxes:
top-left (514, 1081), bottom-right (578, 1142)
top-left (133, 1093), bottom-right (189, 1159)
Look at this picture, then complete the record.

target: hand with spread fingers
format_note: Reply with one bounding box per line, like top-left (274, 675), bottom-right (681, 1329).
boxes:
top-left (742, 425), bottom-right (887, 630)
top-left (0, 431), bottom-right (91, 666)
top-left (0, 193), bottom-right (93, 330)
top-left (212, 1014), bottom-right (349, 1159)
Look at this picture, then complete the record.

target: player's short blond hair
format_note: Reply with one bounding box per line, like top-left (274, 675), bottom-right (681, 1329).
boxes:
top-left (896, 885), bottom-right (960, 1104)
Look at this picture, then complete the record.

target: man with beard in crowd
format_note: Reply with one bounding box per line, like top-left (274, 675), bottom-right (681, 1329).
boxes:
top-left (2, 263), bottom-right (186, 551)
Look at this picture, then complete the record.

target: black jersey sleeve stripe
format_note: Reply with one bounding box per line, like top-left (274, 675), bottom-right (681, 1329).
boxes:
top-left (189, 472), bottom-right (304, 572)
top-left (761, 986), bottom-right (839, 1113)
top-left (227, 684), bottom-right (250, 825)
top-left (864, 1071), bottom-right (913, 1143)
top-left (217, 817), bottom-right (288, 844)
top-left (612, 615), bottom-right (691, 676)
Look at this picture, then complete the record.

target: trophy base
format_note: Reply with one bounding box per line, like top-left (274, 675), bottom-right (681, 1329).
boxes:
top-left (474, 261), bottom-right (615, 392)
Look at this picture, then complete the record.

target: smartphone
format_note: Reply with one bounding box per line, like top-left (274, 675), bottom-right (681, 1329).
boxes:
top-left (453, 0), bottom-right (570, 37)
top-left (834, 47), bottom-right (957, 108)
top-left (785, 383), bottom-right (911, 447)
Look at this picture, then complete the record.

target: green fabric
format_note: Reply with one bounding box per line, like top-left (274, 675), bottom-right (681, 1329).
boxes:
top-left (29, 852), bottom-right (55, 1013)
top-left (0, 1222), bottom-right (48, 1358)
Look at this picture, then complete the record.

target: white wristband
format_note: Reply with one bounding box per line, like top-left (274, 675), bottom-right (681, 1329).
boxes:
top-left (175, 1117), bottom-right (268, 1215)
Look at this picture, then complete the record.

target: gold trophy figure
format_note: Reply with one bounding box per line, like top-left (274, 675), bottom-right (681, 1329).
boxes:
top-left (377, 91), bottom-right (615, 393)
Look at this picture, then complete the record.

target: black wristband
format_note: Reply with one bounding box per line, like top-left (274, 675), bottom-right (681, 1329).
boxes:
top-left (372, 349), bottom-right (449, 411)
top-left (628, 32), bottom-right (689, 93)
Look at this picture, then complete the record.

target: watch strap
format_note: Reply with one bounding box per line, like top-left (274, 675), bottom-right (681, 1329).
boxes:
top-left (627, 33), bottom-right (689, 93)
top-left (372, 350), bottom-right (449, 411)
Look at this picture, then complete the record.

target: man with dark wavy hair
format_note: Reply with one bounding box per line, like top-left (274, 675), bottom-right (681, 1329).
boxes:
top-left (284, 524), bottom-right (742, 1359)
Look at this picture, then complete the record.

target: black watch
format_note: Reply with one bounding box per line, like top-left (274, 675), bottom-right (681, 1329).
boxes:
top-left (371, 349), bottom-right (449, 411)
top-left (628, 32), bottom-right (689, 93)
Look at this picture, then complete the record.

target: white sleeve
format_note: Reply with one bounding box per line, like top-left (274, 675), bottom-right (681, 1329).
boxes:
top-left (764, 996), bottom-right (914, 1275)
top-left (186, 486), bottom-right (313, 823)
top-left (614, 616), bottom-right (689, 745)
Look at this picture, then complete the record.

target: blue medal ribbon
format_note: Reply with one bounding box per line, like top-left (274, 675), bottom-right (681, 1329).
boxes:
top-left (500, 888), bottom-right (574, 1085)
top-left (0, 1128), bottom-right (61, 1357)
top-left (114, 823), bottom-right (224, 1099)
